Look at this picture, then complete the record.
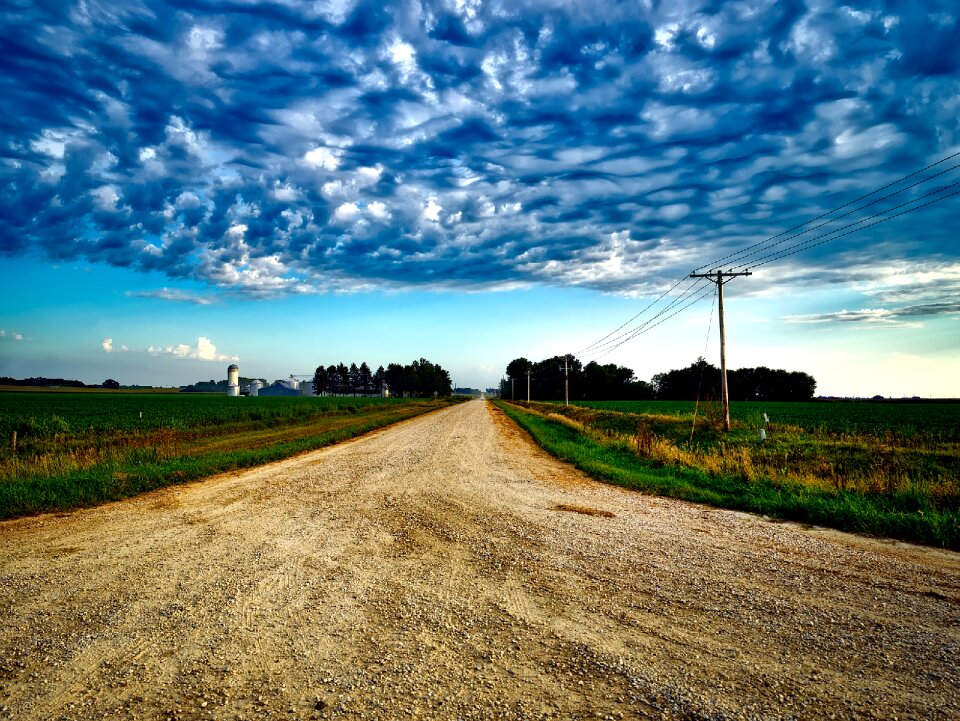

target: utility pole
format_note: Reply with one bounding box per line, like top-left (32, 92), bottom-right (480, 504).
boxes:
top-left (689, 269), bottom-right (752, 431)
top-left (562, 356), bottom-right (570, 406)
top-left (526, 369), bottom-right (532, 402)
top-left (511, 377), bottom-right (515, 401)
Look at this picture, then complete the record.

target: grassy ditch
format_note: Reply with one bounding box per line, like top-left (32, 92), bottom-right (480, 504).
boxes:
top-left (495, 400), bottom-right (959, 549)
top-left (0, 395), bottom-right (462, 519)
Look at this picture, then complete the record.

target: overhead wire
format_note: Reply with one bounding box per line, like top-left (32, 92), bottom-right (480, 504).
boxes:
top-left (571, 151), bottom-right (960, 360)
top-left (748, 184), bottom-right (960, 269)
top-left (716, 163), bottom-right (960, 272)
top-left (691, 150), bottom-right (960, 273)
top-left (584, 277), bottom-right (709, 357)
top-left (593, 282), bottom-right (716, 360)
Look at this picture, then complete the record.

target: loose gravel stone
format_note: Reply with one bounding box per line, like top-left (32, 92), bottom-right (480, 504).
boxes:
top-left (0, 399), bottom-right (958, 720)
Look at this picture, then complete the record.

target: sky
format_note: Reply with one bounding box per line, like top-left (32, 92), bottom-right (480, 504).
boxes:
top-left (1, 0), bottom-right (958, 397)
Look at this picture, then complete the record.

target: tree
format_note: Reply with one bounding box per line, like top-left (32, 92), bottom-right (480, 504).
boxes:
top-left (384, 362), bottom-right (406, 397)
top-left (505, 357), bottom-right (532, 382)
top-left (336, 363), bottom-right (350, 395)
top-left (652, 357), bottom-right (719, 400)
top-left (582, 361), bottom-right (645, 400)
top-left (312, 366), bottom-right (329, 396)
top-left (358, 362), bottom-right (373, 395)
top-left (102, 378), bottom-right (120, 389)
top-left (326, 364), bottom-right (340, 395)
top-left (373, 365), bottom-right (385, 396)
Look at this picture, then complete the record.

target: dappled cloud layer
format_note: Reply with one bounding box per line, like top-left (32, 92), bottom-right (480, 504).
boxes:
top-left (2, 0), bottom-right (958, 310)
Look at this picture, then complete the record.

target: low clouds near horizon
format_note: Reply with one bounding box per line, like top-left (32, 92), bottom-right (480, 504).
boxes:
top-left (103, 336), bottom-right (237, 362)
top-left (2, 0), bottom-right (958, 308)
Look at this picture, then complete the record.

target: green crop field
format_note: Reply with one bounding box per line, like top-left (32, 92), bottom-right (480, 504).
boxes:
top-left (0, 392), bottom-right (411, 438)
top-left (0, 391), bottom-right (460, 519)
top-left (501, 398), bottom-right (960, 548)
top-left (568, 399), bottom-right (960, 439)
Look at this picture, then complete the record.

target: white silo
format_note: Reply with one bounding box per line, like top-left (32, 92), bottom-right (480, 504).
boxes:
top-left (281, 378), bottom-right (299, 391)
top-left (227, 364), bottom-right (240, 397)
top-left (248, 379), bottom-right (263, 397)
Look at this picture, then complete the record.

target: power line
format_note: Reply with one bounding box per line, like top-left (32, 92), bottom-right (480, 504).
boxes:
top-left (584, 278), bottom-right (709, 358)
top-left (593, 282), bottom-right (716, 360)
top-left (691, 150), bottom-right (960, 274)
top-left (748, 184), bottom-right (960, 269)
top-left (571, 151), bottom-right (960, 359)
top-left (574, 275), bottom-right (692, 356)
top-left (715, 163), bottom-right (960, 272)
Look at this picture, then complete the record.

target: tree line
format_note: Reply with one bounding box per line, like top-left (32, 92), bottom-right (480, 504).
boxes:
top-left (1, 376), bottom-right (121, 389)
top-left (501, 356), bottom-right (816, 402)
top-left (313, 358), bottom-right (452, 398)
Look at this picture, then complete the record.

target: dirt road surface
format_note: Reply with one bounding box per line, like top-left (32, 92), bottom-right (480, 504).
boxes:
top-left (1, 399), bottom-right (958, 720)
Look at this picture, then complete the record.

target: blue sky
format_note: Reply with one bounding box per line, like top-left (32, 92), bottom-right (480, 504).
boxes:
top-left (1, 0), bottom-right (958, 396)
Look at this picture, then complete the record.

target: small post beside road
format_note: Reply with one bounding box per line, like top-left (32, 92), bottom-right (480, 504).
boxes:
top-left (10, 431), bottom-right (16, 452)
top-left (689, 269), bottom-right (752, 432)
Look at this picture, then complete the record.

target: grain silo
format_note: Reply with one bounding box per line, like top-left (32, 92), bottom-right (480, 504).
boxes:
top-left (248, 379), bottom-right (263, 397)
top-left (227, 364), bottom-right (240, 397)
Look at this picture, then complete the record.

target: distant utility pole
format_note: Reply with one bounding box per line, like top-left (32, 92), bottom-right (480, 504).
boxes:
top-left (689, 269), bottom-right (752, 432)
top-left (526, 369), bottom-right (532, 402)
top-left (511, 377), bottom-right (515, 401)
top-left (561, 356), bottom-right (570, 406)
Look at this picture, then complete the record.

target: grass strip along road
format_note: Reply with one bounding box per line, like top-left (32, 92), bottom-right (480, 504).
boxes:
top-left (0, 394), bottom-right (463, 520)
top-left (495, 400), bottom-right (960, 550)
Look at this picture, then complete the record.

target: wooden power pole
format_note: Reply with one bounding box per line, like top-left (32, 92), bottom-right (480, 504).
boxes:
top-left (689, 269), bottom-right (752, 431)
top-left (526, 369), bottom-right (532, 402)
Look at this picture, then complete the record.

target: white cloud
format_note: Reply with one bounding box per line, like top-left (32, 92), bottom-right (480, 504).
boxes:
top-left (334, 202), bottom-right (360, 221)
top-left (147, 336), bottom-right (238, 362)
top-left (125, 288), bottom-right (216, 305)
top-left (423, 197), bottom-right (442, 222)
top-left (303, 146), bottom-right (342, 170)
top-left (271, 181), bottom-right (300, 202)
top-left (367, 201), bottom-right (390, 220)
top-left (92, 184), bottom-right (121, 211)
top-left (102, 337), bottom-right (130, 352)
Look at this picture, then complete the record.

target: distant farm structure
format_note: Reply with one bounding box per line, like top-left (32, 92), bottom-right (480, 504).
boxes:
top-left (224, 366), bottom-right (376, 398)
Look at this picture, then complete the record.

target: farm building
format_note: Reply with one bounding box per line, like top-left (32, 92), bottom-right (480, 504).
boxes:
top-left (258, 382), bottom-right (301, 397)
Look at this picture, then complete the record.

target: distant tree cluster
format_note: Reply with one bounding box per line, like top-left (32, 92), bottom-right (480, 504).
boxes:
top-left (312, 358), bottom-right (452, 398)
top-left (501, 356), bottom-right (653, 402)
top-left (1, 376), bottom-right (86, 388)
top-left (0, 376), bottom-right (124, 389)
top-left (652, 358), bottom-right (816, 401)
top-left (501, 356), bottom-right (816, 402)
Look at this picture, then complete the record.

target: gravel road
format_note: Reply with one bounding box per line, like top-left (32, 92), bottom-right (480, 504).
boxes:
top-left (1, 399), bottom-right (957, 721)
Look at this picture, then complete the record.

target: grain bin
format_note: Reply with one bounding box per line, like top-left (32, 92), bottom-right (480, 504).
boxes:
top-left (227, 364), bottom-right (240, 397)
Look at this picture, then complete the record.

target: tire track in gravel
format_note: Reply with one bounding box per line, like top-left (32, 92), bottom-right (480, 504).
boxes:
top-left (0, 398), bottom-right (958, 721)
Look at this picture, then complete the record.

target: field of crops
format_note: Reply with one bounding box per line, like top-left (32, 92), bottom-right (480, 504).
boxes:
top-left (0, 391), bottom-right (458, 519)
top-left (0, 392), bottom-right (409, 439)
top-left (515, 396), bottom-right (960, 546)
top-left (499, 400), bottom-right (960, 549)
top-left (569, 399), bottom-right (960, 439)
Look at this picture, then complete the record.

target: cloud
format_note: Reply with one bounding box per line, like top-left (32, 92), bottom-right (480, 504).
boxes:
top-left (785, 301), bottom-right (960, 327)
top-left (147, 336), bottom-right (238, 362)
top-left (126, 288), bottom-right (216, 304)
top-left (1, 330), bottom-right (25, 341)
top-left (102, 338), bottom-right (129, 352)
top-left (0, 0), bottom-right (957, 301)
